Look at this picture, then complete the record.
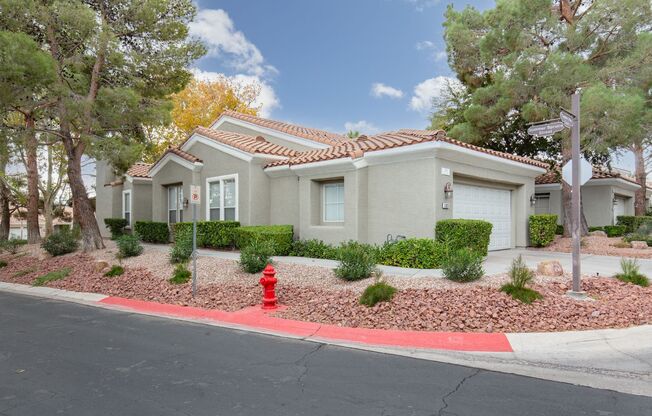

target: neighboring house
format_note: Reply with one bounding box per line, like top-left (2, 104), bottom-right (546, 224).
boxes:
top-left (96, 110), bottom-right (547, 250)
top-left (534, 169), bottom-right (639, 227)
top-left (8, 207), bottom-right (73, 240)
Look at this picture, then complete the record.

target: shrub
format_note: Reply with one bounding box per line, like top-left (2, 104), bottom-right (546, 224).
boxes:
top-left (173, 221), bottom-right (240, 249)
top-left (528, 214), bottom-right (558, 247)
top-left (603, 225), bottom-right (626, 237)
top-left (235, 225), bottom-right (293, 255)
top-left (104, 218), bottom-right (128, 239)
top-left (116, 234), bottom-right (143, 258)
top-left (290, 239), bottom-right (339, 259)
top-left (555, 224), bottom-right (564, 235)
top-left (239, 238), bottom-right (275, 274)
top-left (13, 267), bottom-right (37, 277)
top-left (441, 248), bottom-right (484, 283)
top-left (623, 221), bottom-right (652, 246)
top-left (334, 241), bottom-right (377, 281)
top-left (134, 221), bottom-right (170, 244)
top-left (0, 260), bottom-right (7, 268)
top-left (435, 219), bottom-right (492, 256)
top-left (359, 282), bottom-right (396, 307)
top-left (588, 226), bottom-right (604, 232)
top-left (378, 238), bottom-right (445, 269)
top-left (169, 233), bottom-right (193, 264)
top-left (0, 239), bottom-right (24, 254)
top-left (615, 258), bottom-right (649, 287)
top-left (41, 229), bottom-right (79, 256)
top-left (104, 265), bottom-right (124, 277)
top-left (169, 263), bottom-right (191, 284)
top-left (500, 255), bottom-right (542, 304)
top-left (616, 216), bottom-right (652, 234)
top-left (33, 267), bottom-right (71, 286)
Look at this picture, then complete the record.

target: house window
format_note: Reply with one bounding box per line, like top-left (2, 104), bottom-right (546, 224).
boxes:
top-left (168, 185), bottom-right (184, 224)
top-left (207, 174), bottom-right (238, 221)
top-left (323, 181), bottom-right (344, 222)
top-left (122, 190), bottom-right (131, 227)
top-left (534, 193), bottom-right (550, 215)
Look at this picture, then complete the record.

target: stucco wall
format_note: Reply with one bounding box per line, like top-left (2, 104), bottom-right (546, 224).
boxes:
top-left (122, 181), bottom-right (153, 227)
top-left (269, 175), bottom-right (300, 234)
top-left (151, 160), bottom-right (195, 224)
top-left (216, 121), bottom-right (317, 152)
top-left (95, 160), bottom-right (122, 238)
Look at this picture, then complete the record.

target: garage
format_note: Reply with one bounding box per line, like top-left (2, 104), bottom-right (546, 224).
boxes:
top-left (453, 183), bottom-right (512, 251)
top-left (613, 196), bottom-right (627, 224)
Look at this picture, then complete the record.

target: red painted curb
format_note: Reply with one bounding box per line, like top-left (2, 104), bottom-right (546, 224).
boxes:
top-left (99, 297), bottom-right (513, 352)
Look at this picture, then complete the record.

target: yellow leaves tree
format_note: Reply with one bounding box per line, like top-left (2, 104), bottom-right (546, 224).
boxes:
top-left (143, 76), bottom-right (261, 161)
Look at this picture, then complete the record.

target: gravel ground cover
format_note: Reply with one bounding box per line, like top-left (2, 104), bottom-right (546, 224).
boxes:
top-left (534, 235), bottom-right (652, 259)
top-left (1, 243), bottom-right (650, 332)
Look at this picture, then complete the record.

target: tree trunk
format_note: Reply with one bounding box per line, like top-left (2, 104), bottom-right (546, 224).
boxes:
top-left (62, 136), bottom-right (104, 251)
top-left (24, 113), bottom-right (41, 243)
top-left (633, 142), bottom-right (647, 216)
top-left (0, 157), bottom-right (9, 241)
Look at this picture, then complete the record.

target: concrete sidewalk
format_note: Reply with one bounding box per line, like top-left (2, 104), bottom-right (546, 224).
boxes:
top-left (144, 243), bottom-right (644, 278)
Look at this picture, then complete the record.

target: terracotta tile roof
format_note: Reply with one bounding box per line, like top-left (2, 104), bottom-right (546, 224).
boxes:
top-left (535, 168), bottom-right (640, 186)
top-left (125, 162), bottom-right (152, 178)
top-left (266, 129), bottom-right (548, 169)
top-left (193, 127), bottom-right (296, 157)
top-left (219, 109), bottom-right (347, 146)
top-left (166, 146), bottom-right (203, 163)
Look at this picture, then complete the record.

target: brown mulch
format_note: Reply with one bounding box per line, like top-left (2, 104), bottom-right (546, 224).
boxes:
top-left (1, 248), bottom-right (651, 333)
top-left (534, 235), bottom-right (652, 259)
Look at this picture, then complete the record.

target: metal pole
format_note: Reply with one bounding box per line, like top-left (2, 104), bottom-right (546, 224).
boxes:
top-left (192, 203), bottom-right (197, 297)
top-left (571, 90), bottom-right (581, 294)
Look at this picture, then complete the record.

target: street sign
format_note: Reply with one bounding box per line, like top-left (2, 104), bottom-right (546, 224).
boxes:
top-left (562, 157), bottom-right (592, 186)
top-left (560, 108), bottom-right (576, 129)
top-left (190, 185), bottom-right (201, 205)
top-left (527, 119), bottom-right (566, 137)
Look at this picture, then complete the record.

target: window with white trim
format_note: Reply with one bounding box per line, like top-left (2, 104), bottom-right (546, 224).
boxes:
top-left (207, 175), bottom-right (238, 221)
top-left (322, 181), bottom-right (344, 222)
top-left (167, 185), bottom-right (183, 224)
top-left (122, 190), bottom-right (131, 227)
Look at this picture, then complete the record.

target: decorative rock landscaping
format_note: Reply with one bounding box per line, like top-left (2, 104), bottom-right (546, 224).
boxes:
top-left (536, 235), bottom-right (652, 258)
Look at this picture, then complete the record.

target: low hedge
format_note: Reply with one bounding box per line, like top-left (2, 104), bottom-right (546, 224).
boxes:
top-left (234, 225), bottom-right (294, 255)
top-left (104, 218), bottom-right (128, 239)
top-left (604, 225), bottom-right (626, 237)
top-left (588, 226), bottom-right (604, 232)
top-left (435, 219), bottom-right (492, 256)
top-left (616, 216), bottom-right (652, 233)
top-left (290, 239), bottom-right (339, 259)
top-left (134, 221), bottom-right (170, 244)
top-left (555, 224), bottom-right (564, 235)
top-left (378, 238), bottom-right (444, 269)
top-left (528, 214), bottom-right (558, 247)
top-left (173, 221), bottom-right (240, 248)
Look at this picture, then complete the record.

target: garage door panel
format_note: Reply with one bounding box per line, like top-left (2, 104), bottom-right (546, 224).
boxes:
top-left (453, 184), bottom-right (511, 251)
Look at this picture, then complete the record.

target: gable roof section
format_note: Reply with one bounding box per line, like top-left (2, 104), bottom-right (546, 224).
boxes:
top-left (192, 127), bottom-right (297, 157)
top-left (147, 146), bottom-right (204, 177)
top-left (266, 129), bottom-right (548, 170)
top-left (125, 162), bottom-right (152, 179)
top-left (215, 110), bottom-right (347, 147)
top-left (536, 168), bottom-right (640, 187)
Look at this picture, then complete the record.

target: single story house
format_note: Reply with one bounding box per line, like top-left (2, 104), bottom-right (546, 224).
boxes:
top-left (96, 110), bottom-right (547, 251)
top-left (534, 169), bottom-right (640, 227)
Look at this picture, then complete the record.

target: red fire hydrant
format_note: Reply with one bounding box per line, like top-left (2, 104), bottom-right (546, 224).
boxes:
top-left (259, 264), bottom-right (278, 310)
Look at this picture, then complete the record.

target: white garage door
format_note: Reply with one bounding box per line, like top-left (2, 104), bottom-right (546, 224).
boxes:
top-left (453, 184), bottom-right (512, 251)
top-left (613, 196), bottom-right (626, 224)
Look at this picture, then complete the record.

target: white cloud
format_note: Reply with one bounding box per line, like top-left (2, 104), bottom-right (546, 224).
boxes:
top-left (409, 76), bottom-right (461, 113)
top-left (191, 69), bottom-right (280, 118)
top-left (189, 9), bottom-right (277, 78)
top-left (403, 0), bottom-right (440, 12)
top-left (434, 51), bottom-right (448, 61)
top-left (415, 40), bottom-right (435, 50)
top-left (344, 120), bottom-right (380, 135)
top-left (415, 40), bottom-right (448, 61)
top-left (370, 83), bottom-right (404, 99)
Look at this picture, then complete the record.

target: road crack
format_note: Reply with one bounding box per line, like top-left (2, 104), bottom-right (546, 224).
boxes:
top-left (436, 369), bottom-right (481, 416)
top-left (296, 343), bottom-right (325, 393)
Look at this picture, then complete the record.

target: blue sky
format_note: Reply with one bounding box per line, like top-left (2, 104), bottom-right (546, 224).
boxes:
top-left (190, 0), bottom-right (490, 135)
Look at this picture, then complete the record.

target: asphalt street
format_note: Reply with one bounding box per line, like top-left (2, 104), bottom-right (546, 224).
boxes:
top-left (0, 291), bottom-right (650, 416)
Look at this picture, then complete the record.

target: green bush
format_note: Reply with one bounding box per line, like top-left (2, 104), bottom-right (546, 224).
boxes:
top-left (555, 224), bottom-right (564, 235)
top-left (173, 221), bottom-right (240, 248)
top-left (528, 214), bottom-right (558, 247)
top-left (104, 218), bottom-right (129, 239)
top-left (334, 241), bottom-right (377, 281)
top-left (104, 265), bottom-right (125, 277)
top-left (290, 239), bottom-right (339, 259)
top-left (169, 263), bottom-right (191, 284)
top-left (435, 219), bottom-right (492, 256)
top-left (616, 216), bottom-right (652, 234)
top-left (441, 248), bottom-right (484, 283)
top-left (0, 238), bottom-right (25, 254)
top-left (134, 221), bottom-right (170, 244)
top-left (116, 234), bottom-right (143, 258)
top-left (378, 238), bottom-right (445, 269)
top-left (0, 260), bottom-right (7, 268)
top-left (623, 221), bottom-right (652, 246)
top-left (235, 225), bottom-right (293, 255)
top-left (239, 238), bottom-right (275, 274)
top-left (588, 226), bottom-right (604, 232)
top-left (500, 255), bottom-right (542, 304)
top-left (33, 267), bottom-right (71, 286)
top-left (41, 229), bottom-right (79, 256)
top-left (359, 282), bottom-right (397, 307)
top-left (604, 225), bottom-right (626, 237)
top-left (615, 258), bottom-right (649, 287)
top-left (169, 233), bottom-right (193, 264)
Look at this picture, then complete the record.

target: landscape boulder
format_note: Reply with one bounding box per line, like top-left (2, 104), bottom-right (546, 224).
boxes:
top-left (537, 260), bottom-right (564, 276)
top-left (631, 241), bottom-right (648, 250)
top-left (588, 230), bottom-right (607, 237)
top-left (94, 260), bottom-right (109, 272)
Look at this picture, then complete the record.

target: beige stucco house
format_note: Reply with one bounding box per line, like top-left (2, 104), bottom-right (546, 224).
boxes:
top-left (534, 170), bottom-right (640, 227)
top-left (96, 110), bottom-right (547, 250)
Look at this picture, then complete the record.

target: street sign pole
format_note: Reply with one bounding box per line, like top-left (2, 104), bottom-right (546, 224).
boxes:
top-left (570, 90), bottom-right (583, 296)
